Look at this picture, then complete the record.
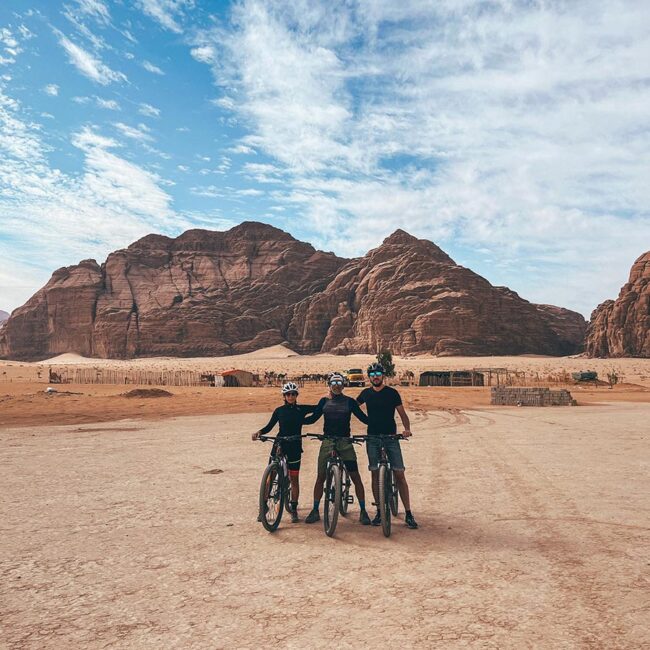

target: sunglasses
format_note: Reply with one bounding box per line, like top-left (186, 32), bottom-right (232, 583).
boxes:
top-left (330, 381), bottom-right (344, 386)
top-left (285, 392), bottom-right (298, 397)
top-left (369, 372), bottom-right (384, 377)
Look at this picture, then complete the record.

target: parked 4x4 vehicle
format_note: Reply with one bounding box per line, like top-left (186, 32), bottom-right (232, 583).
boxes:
top-left (344, 369), bottom-right (365, 387)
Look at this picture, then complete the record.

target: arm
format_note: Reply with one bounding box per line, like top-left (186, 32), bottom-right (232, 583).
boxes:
top-left (302, 399), bottom-right (324, 425)
top-left (396, 404), bottom-right (411, 437)
top-left (350, 398), bottom-right (369, 425)
top-left (253, 408), bottom-right (279, 440)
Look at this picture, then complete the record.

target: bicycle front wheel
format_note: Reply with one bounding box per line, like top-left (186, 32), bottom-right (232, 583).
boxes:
top-left (339, 466), bottom-right (351, 515)
top-left (378, 464), bottom-right (391, 537)
top-left (259, 462), bottom-right (285, 532)
top-left (323, 463), bottom-right (341, 537)
top-left (389, 469), bottom-right (399, 516)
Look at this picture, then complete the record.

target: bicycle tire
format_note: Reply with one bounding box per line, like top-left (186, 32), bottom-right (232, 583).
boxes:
top-left (284, 475), bottom-right (292, 515)
top-left (389, 469), bottom-right (399, 516)
top-left (259, 462), bottom-right (285, 532)
top-left (323, 463), bottom-right (341, 537)
top-left (378, 464), bottom-right (391, 537)
top-left (339, 466), bottom-right (351, 515)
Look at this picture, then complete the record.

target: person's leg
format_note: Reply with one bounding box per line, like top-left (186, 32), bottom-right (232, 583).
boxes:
top-left (393, 470), bottom-right (410, 511)
top-left (349, 470), bottom-right (365, 504)
top-left (306, 441), bottom-right (329, 523)
top-left (289, 472), bottom-right (300, 502)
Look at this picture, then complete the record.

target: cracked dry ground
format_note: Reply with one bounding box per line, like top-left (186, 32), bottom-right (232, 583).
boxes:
top-left (1, 404), bottom-right (649, 649)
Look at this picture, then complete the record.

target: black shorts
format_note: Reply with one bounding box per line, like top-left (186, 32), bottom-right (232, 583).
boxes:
top-left (270, 438), bottom-right (303, 471)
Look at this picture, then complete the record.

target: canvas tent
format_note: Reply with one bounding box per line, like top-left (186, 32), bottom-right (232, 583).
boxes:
top-left (220, 369), bottom-right (255, 387)
top-left (419, 371), bottom-right (484, 387)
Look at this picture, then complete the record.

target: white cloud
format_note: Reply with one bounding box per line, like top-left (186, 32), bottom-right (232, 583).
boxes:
top-left (137, 0), bottom-right (193, 34)
top-left (194, 0), bottom-right (650, 315)
top-left (57, 32), bottom-right (126, 85)
top-left (190, 45), bottom-right (216, 64)
top-left (96, 97), bottom-right (120, 110)
top-left (177, 164), bottom-right (189, 172)
top-left (43, 84), bottom-right (59, 96)
top-left (113, 122), bottom-right (154, 142)
top-left (236, 188), bottom-right (263, 196)
top-left (138, 102), bottom-right (161, 117)
top-left (228, 144), bottom-right (255, 155)
top-left (142, 60), bottom-right (164, 75)
top-left (75, 0), bottom-right (111, 23)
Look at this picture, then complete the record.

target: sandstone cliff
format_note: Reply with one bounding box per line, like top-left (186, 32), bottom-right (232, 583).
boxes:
top-left (0, 310), bottom-right (9, 323)
top-left (0, 222), bottom-right (345, 360)
top-left (286, 230), bottom-right (585, 356)
top-left (585, 251), bottom-right (649, 357)
top-left (0, 224), bottom-right (587, 360)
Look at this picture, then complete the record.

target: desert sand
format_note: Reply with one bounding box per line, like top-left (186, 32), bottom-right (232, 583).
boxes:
top-left (1, 403), bottom-right (649, 648)
top-left (1, 350), bottom-right (649, 647)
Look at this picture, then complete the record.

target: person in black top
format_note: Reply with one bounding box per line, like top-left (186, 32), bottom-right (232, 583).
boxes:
top-left (304, 373), bottom-right (372, 525)
top-left (253, 382), bottom-right (319, 523)
top-left (357, 363), bottom-right (419, 529)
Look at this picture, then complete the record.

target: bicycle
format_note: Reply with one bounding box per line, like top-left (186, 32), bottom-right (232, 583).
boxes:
top-left (306, 434), bottom-right (364, 537)
top-left (257, 434), bottom-right (303, 532)
top-left (367, 434), bottom-right (405, 538)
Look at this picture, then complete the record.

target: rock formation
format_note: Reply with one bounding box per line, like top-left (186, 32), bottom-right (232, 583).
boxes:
top-left (286, 230), bottom-right (585, 356)
top-left (0, 223), bottom-right (587, 360)
top-left (0, 223), bottom-right (345, 360)
top-left (585, 251), bottom-right (649, 357)
top-left (0, 310), bottom-right (8, 323)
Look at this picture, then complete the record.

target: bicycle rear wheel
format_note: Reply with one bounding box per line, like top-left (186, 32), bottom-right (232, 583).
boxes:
top-left (259, 462), bottom-right (285, 532)
top-left (339, 466), bottom-right (351, 515)
top-left (323, 463), bottom-right (341, 537)
top-left (389, 469), bottom-right (399, 516)
top-left (378, 464), bottom-right (391, 537)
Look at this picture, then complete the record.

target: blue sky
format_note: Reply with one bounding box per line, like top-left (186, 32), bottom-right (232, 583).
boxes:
top-left (1, 1), bottom-right (649, 317)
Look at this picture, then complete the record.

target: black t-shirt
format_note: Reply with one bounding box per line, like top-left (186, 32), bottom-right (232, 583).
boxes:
top-left (309, 394), bottom-right (369, 438)
top-left (357, 386), bottom-right (402, 435)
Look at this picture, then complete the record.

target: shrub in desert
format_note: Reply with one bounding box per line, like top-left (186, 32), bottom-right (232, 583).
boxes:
top-left (377, 349), bottom-right (396, 378)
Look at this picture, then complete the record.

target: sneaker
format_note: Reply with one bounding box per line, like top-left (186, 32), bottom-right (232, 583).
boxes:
top-left (291, 507), bottom-right (300, 523)
top-left (371, 511), bottom-right (381, 526)
top-left (405, 512), bottom-right (419, 529)
top-left (257, 504), bottom-right (268, 522)
top-left (359, 509), bottom-right (372, 525)
top-left (305, 509), bottom-right (320, 524)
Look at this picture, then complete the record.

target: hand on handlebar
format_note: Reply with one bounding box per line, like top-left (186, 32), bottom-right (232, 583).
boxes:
top-left (402, 429), bottom-right (412, 438)
top-left (252, 430), bottom-right (261, 441)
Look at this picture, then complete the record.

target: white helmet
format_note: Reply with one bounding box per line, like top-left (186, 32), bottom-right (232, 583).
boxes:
top-left (328, 373), bottom-right (345, 385)
top-left (282, 382), bottom-right (299, 395)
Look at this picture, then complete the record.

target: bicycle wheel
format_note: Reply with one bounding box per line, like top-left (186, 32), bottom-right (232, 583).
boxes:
top-left (284, 472), bottom-right (293, 515)
top-left (323, 463), bottom-right (341, 537)
top-left (389, 469), bottom-right (399, 516)
top-left (339, 466), bottom-right (351, 515)
top-left (259, 462), bottom-right (285, 532)
top-left (378, 464), bottom-right (391, 537)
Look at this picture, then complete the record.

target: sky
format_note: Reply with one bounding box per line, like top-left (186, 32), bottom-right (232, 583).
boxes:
top-left (0, 0), bottom-right (649, 317)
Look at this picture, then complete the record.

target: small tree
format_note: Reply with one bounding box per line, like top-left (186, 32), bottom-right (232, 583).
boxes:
top-left (377, 349), bottom-right (396, 378)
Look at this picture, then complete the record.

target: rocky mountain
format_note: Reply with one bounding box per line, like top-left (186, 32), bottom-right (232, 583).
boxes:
top-left (286, 230), bottom-right (585, 356)
top-left (585, 251), bottom-right (649, 357)
top-left (0, 223), bottom-right (587, 360)
top-left (0, 310), bottom-right (8, 323)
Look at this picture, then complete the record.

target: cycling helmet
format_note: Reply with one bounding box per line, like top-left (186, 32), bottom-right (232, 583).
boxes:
top-left (367, 362), bottom-right (385, 375)
top-left (328, 373), bottom-right (345, 385)
top-left (281, 382), bottom-right (299, 395)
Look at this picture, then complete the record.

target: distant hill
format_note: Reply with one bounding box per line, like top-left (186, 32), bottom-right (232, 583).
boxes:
top-left (0, 310), bottom-right (9, 323)
top-left (0, 222), bottom-right (586, 360)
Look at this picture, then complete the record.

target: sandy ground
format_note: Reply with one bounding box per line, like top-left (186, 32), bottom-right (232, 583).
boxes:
top-left (1, 403), bottom-right (649, 649)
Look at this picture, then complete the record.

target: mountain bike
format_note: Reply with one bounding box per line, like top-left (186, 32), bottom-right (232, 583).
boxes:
top-left (257, 435), bottom-right (302, 532)
top-left (339, 464), bottom-right (352, 515)
top-left (370, 434), bottom-right (405, 538)
top-left (306, 434), bottom-right (363, 537)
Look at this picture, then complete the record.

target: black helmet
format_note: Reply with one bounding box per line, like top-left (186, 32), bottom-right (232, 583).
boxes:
top-left (367, 362), bottom-right (385, 375)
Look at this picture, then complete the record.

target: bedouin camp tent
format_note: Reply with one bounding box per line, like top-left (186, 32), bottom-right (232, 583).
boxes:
top-left (220, 369), bottom-right (255, 387)
top-left (419, 371), bottom-right (484, 387)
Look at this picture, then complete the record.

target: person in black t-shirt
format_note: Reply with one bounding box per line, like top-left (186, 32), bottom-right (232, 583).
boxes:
top-left (357, 363), bottom-right (419, 529)
top-left (253, 382), bottom-right (319, 523)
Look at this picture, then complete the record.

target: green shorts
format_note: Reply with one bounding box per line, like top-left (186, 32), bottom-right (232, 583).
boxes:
top-left (317, 438), bottom-right (359, 475)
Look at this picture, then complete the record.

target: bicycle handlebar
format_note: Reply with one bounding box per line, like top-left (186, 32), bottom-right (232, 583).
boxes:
top-left (258, 434), bottom-right (304, 443)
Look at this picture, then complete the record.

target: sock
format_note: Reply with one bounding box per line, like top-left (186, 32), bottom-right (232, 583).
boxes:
top-left (290, 501), bottom-right (298, 512)
top-left (359, 500), bottom-right (366, 511)
top-left (406, 510), bottom-right (412, 517)
top-left (313, 499), bottom-right (320, 511)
